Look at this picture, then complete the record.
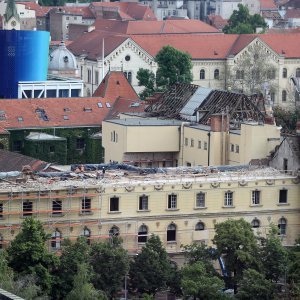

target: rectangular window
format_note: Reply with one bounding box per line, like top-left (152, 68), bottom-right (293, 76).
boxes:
top-left (196, 193), bottom-right (205, 208)
top-left (76, 138), bottom-right (85, 150)
top-left (198, 140), bottom-right (201, 149)
top-left (279, 189), bottom-right (287, 204)
top-left (230, 144), bottom-right (234, 152)
top-left (190, 139), bottom-right (194, 147)
top-left (110, 196), bottom-right (119, 212)
top-left (168, 194), bottom-right (177, 209)
top-left (185, 138), bottom-right (188, 146)
top-left (87, 69), bottom-right (91, 83)
top-left (13, 140), bottom-right (22, 152)
top-left (204, 142), bottom-right (207, 150)
top-left (139, 195), bottom-right (148, 210)
top-left (23, 201), bottom-right (33, 216)
top-left (52, 199), bottom-right (62, 215)
top-left (236, 145), bottom-right (239, 153)
top-left (252, 190), bottom-right (260, 205)
top-left (49, 145), bottom-right (55, 153)
top-left (0, 203), bottom-right (3, 218)
top-left (81, 198), bottom-right (91, 214)
top-left (95, 70), bottom-right (99, 85)
top-left (224, 192), bottom-right (233, 207)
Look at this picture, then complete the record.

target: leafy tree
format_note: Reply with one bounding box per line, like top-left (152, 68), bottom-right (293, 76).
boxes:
top-left (129, 234), bottom-right (173, 296)
top-left (259, 225), bottom-right (288, 282)
top-left (137, 46), bottom-right (193, 99)
top-left (236, 269), bottom-right (274, 300)
top-left (90, 239), bottom-right (129, 298)
top-left (212, 219), bottom-right (260, 290)
top-left (223, 4), bottom-right (267, 34)
top-left (65, 263), bottom-right (107, 300)
top-left (7, 218), bottom-right (58, 294)
top-left (52, 237), bottom-right (91, 299)
top-left (273, 106), bottom-right (300, 133)
top-left (226, 43), bottom-right (277, 96)
top-left (180, 261), bottom-right (225, 300)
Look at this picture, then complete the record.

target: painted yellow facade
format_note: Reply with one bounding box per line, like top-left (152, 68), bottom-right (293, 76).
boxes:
top-left (0, 167), bottom-right (299, 255)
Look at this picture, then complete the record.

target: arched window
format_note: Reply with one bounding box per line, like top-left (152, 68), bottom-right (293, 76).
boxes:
top-left (51, 229), bottom-right (62, 250)
top-left (167, 223), bottom-right (176, 242)
top-left (109, 226), bottom-right (120, 237)
top-left (296, 68), bottom-right (300, 78)
top-left (282, 90), bottom-right (287, 102)
top-left (251, 219), bottom-right (260, 228)
top-left (138, 225), bottom-right (148, 243)
top-left (214, 69), bottom-right (220, 80)
top-left (195, 222), bottom-right (205, 231)
top-left (282, 68), bottom-right (287, 78)
top-left (199, 69), bottom-right (205, 80)
top-left (81, 227), bottom-right (91, 244)
top-left (278, 217), bottom-right (287, 235)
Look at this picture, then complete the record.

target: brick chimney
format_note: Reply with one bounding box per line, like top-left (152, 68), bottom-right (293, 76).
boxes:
top-left (264, 115), bottom-right (275, 125)
top-left (210, 114), bottom-right (229, 132)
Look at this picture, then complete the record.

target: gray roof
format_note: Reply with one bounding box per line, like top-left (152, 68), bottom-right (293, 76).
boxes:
top-left (180, 87), bottom-right (212, 117)
top-left (25, 132), bottom-right (66, 141)
top-left (105, 118), bottom-right (183, 126)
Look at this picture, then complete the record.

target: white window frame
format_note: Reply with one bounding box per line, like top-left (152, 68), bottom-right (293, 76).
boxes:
top-left (251, 190), bottom-right (260, 205)
top-left (224, 191), bottom-right (233, 207)
top-left (168, 194), bottom-right (177, 209)
top-left (195, 192), bottom-right (205, 208)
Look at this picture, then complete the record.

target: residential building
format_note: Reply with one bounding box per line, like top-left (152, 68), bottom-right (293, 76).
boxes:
top-left (0, 165), bottom-right (299, 258)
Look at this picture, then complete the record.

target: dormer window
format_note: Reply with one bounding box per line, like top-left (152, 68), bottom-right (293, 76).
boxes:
top-left (63, 56), bottom-right (69, 63)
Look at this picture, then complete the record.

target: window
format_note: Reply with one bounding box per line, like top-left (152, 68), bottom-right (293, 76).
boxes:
top-left (87, 69), bottom-right (91, 83)
top-left (204, 142), bottom-right (207, 150)
top-left (13, 140), bottom-right (22, 152)
top-left (190, 139), bottom-right (194, 147)
top-left (214, 69), bottom-right (220, 80)
top-left (17, 116), bottom-right (23, 122)
top-left (49, 145), bottom-right (55, 153)
top-left (51, 229), bottom-right (61, 250)
top-left (125, 55), bottom-right (130, 61)
top-left (0, 203), bottom-right (3, 218)
top-left (124, 71), bottom-right (132, 84)
top-left (196, 192), bottom-right (205, 208)
top-left (138, 225), bottom-right (148, 243)
top-left (252, 190), bottom-right (260, 205)
top-left (81, 227), bottom-right (91, 244)
top-left (52, 199), bottom-right (62, 215)
top-left (109, 225), bottom-right (119, 237)
top-left (296, 91), bottom-right (300, 102)
top-left (110, 196), bottom-right (119, 212)
top-left (198, 140), bottom-right (201, 149)
top-left (194, 221), bottom-right (205, 231)
top-left (278, 217), bottom-right (287, 235)
top-left (185, 138), bottom-right (188, 146)
top-left (252, 69), bottom-right (260, 80)
top-left (230, 144), bottom-right (234, 152)
top-left (236, 70), bottom-right (244, 80)
top-left (23, 201), bottom-right (33, 216)
top-left (224, 191), bottom-right (233, 207)
top-left (95, 70), bottom-right (99, 85)
top-left (236, 145), bottom-right (239, 153)
top-left (279, 189), bottom-right (287, 204)
top-left (81, 198), bottom-right (91, 214)
top-left (267, 69), bottom-right (275, 79)
top-left (139, 195), bottom-right (148, 210)
top-left (168, 194), bottom-right (177, 209)
top-left (282, 90), bottom-right (287, 102)
top-left (76, 138), bottom-right (85, 150)
top-left (282, 68), bottom-right (287, 78)
top-left (167, 223), bottom-right (176, 242)
top-left (296, 68), bottom-right (300, 78)
top-left (283, 158), bottom-right (288, 173)
top-left (251, 218), bottom-right (260, 228)
top-left (200, 69), bottom-right (205, 80)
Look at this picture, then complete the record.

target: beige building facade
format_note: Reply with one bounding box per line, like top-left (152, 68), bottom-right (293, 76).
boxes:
top-left (0, 167), bottom-right (299, 256)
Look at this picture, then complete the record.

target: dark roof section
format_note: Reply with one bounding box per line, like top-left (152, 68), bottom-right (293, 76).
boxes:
top-left (0, 150), bottom-right (49, 172)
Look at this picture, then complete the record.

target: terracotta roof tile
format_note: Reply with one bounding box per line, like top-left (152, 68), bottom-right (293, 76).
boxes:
top-left (285, 8), bottom-right (300, 18)
top-left (17, 2), bottom-right (51, 17)
top-left (50, 6), bottom-right (95, 19)
top-left (260, 0), bottom-right (277, 10)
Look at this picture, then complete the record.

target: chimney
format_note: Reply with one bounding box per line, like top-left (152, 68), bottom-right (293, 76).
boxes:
top-left (264, 115), bottom-right (275, 125)
top-left (210, 114), bottom-right (229, 132)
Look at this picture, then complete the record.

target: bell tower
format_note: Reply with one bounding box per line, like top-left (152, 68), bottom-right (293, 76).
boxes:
top-left (3, 0), bottom-right (21, 30)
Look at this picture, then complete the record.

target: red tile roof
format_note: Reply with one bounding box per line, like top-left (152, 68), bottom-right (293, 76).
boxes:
top-left (285, 8), bottom-right (300, 18)
top-left (0, 97), bottom-right (110, 132)
top-left (260, 0), bottom-right (277, 10)
top-left (17, 2), bottom-right (52, 17)
top-left (207, 15), bottom-right (228, 31)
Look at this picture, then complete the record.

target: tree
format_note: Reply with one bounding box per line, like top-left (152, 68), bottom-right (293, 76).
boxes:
top-left (90, 239), bottom-right (129, 298)
top-left (259, 225), bottom-right (288, 282)
top-left (212, 219), bottom-right (260, 290)
top-left (52, 237), bottom-right (91, 299)
top-left (273, 106), bottom-right (300, 133)
top-left (7, 218), bottom-right (58, 294)
top-left (180, 261), bottom-right (225, 300)
top-left (226, 43), bottom-right (277, 96)
top-left (223, 4), bottom-right (267, 34)
top-left (137, 46), bottom-right (193, 99)
top-left (236, 269), bottom-right (274, 300)
top-left (129, 234), bottom-right (173, 296)
top-left (65, 263), bottom-right (107, 300)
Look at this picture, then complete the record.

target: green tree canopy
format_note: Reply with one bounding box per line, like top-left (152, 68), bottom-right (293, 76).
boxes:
top-left (212, 219), bottom-right (260, 289)
top-left (223, 4), bottom-right (267, 34)
top-left (90, 239), bottom-right (129, 298)
top-left (7, 218), bottom-right (58, 293)
top-left (180, 261), bottom-right (225, 300)
top-left (129, 234), bottom-right (173, 296)
top-left (137, 46), bottom-right (193, 99)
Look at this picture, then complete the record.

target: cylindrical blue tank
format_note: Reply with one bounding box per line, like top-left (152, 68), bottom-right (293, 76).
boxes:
top-left (0, 30), bottom-right (50, 99)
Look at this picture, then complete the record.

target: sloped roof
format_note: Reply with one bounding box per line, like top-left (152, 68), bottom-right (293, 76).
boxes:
top-left (260, 0), bottom-right (277, 10)
top-left (17, 2), bottom-right (51, 17)
top-left (49, 6), bottom-right (95, 19)
top-left (0, 150), bottom-right (49, 172)
top-left (207, 14), bottom-right (228, 31)
top-left (0, 97), bottom-right (110, 132)
top-left (285, 8), bottom-right (300, 18)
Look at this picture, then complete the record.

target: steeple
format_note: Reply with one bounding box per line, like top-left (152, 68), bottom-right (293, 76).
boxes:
top-left (3, 0), bottom-right (20, 30)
